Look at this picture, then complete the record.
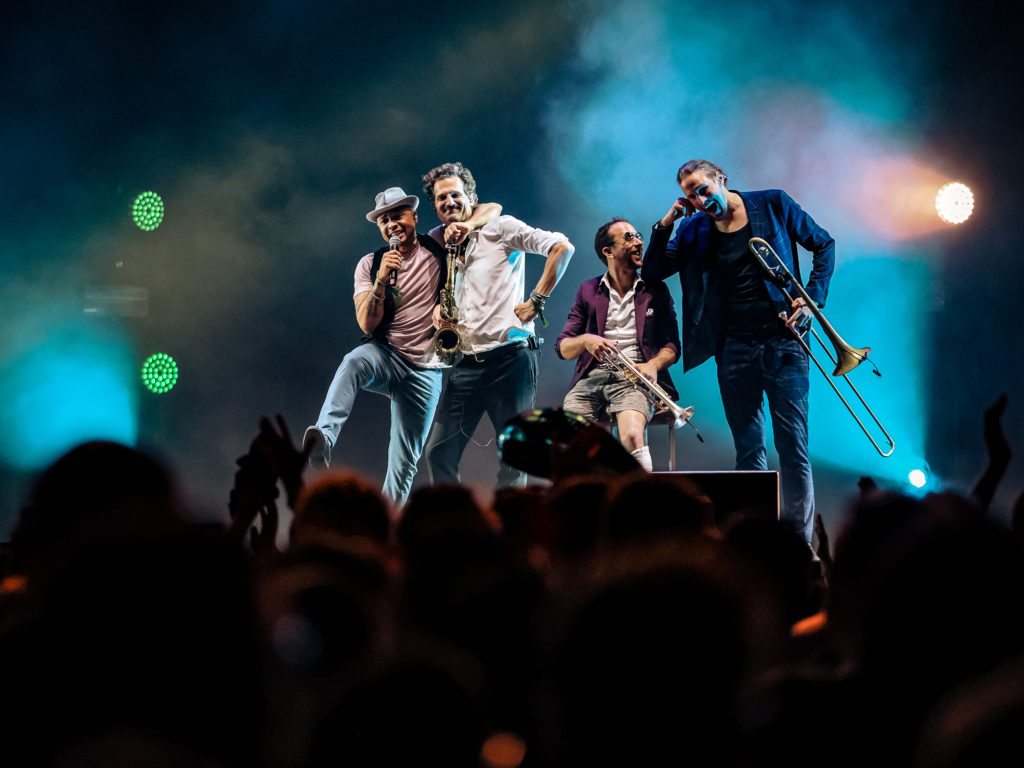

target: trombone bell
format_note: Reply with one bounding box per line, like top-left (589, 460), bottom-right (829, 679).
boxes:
top-left (833, 344), bottom-right (871, 378)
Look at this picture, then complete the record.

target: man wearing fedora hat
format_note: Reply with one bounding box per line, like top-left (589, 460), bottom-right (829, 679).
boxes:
top-left (303, 186), bottom-right (501, 507)
top-left (420, 161), bottom-right (575, 489)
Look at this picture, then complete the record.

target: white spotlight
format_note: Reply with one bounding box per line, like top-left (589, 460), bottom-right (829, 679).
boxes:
top-left (935, 182), bottom-right (974, 224)
top-left (908, 468), bottom-right (928, 488)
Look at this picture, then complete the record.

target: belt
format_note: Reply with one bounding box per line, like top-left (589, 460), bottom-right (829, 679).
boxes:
top-left (459, 339), bottom-right (535, 365)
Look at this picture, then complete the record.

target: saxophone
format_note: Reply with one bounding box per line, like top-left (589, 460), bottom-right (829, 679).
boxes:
top-left (433, 242), bottom-right (461, 365)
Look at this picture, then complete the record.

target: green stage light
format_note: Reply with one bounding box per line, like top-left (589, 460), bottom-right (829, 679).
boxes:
top-left (132, 191), bottom-right (165, 231)
top-left (141, 353), bottom-right (178, 393)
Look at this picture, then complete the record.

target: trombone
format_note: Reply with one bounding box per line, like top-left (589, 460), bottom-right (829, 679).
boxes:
top-left (747, 237), bottom-right (895, 457)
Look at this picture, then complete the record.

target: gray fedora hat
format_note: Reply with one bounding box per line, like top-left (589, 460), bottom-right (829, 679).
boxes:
top-left (366, 186), bottom-right (419, 222)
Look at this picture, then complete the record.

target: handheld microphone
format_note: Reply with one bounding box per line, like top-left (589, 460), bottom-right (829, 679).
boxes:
top-left (388, 236), bottom-right (401, 287)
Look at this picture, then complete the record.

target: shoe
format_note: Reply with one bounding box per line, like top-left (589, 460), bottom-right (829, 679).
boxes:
top-left (302, 426), bottom-right (331, 469)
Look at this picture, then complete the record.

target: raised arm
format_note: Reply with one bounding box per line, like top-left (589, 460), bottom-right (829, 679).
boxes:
top-left (443, 201), bottom-right (503, 245)
top-left (642, 197), bottom-right (690, 283)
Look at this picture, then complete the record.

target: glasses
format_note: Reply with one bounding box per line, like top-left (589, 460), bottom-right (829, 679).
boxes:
top-left (617, 231), bottom-right (644, 244)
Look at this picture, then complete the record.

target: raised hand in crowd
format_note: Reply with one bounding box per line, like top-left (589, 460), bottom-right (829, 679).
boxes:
top-left (256, 414), bottom-right (310, 509)
top-left (971, 393), bottom-right (1011, 513)
top-left (225, 434), bottom-right (279, 548)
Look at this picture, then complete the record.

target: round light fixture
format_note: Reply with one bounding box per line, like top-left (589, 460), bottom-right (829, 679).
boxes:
top-left (935, 182), bottom-right (974, 224)
top-left (141, 353), bottom-right (179, 393)
top-left (132, 191), bottom-right (165, 231)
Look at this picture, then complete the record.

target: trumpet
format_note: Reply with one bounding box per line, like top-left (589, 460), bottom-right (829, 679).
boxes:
top-left (601, 346), bottom-right (696, 430)
top-left (433, 242), bottom-right (461, 365)
top-left (747, 236), bottom-right (895, 457)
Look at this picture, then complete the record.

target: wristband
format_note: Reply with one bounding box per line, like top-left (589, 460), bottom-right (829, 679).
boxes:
top-left (530, 297), bottom-right (549, 327)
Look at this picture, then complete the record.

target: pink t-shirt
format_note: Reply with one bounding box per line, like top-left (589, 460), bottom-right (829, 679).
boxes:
top-left (354, 243), bottom-right (443, 367)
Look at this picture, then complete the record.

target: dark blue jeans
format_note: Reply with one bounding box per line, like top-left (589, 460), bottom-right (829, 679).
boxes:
top-left (425, 343), bottom-right (539, 488)
top-left (716, 334), bottom-right (814, 542)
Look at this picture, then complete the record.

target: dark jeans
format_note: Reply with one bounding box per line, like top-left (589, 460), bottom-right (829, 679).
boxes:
top-left (425, 343), bottom-right (539, 488)
top-left (716, 334), bottom-right (814, 543)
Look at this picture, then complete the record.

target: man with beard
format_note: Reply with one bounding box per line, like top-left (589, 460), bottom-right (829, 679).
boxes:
top-left (302, 186), bottom-right (500, 507)
top-left (421, 161), bottom-right (575, 488)
top-left (556, 217), bottom-right (680, 471)
top-left (643, 159), bottom-right (835, 543)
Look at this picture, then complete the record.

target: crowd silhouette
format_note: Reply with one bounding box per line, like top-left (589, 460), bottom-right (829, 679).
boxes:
top-left (1, 397), bottom-right (1022, 766)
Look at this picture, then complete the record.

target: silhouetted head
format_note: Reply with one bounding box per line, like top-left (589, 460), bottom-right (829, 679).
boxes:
top-left (10, 440), bottom-right (182, 580)
top-left (605, 473), bottom-right (713, 542)
top-left (292, 470), bottom-right (391, 546)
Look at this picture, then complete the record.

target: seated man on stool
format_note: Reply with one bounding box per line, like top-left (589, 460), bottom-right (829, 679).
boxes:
top-left (556, 217), bottom-right (681, 471)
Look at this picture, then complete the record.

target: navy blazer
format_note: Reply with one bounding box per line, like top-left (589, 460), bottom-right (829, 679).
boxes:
top-left (555, 275), bottom-right (681, 400)
top-left (642, 189), bottom-right (835, 372)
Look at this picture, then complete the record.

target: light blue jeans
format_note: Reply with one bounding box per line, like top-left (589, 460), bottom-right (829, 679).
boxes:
top-left (311, 341), bottom-right (442, 507)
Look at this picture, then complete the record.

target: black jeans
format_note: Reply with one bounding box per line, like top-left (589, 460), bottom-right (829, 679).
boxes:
top-left (425, 342), bottom-right (539, 488)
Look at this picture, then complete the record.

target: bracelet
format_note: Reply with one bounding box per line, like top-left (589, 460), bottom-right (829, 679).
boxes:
top-left (373, 278), bottom-right (385, 288)
top-left (369, 291), bottom-right (384, 303)
top-left (529, 293), bottom-right (549, 328)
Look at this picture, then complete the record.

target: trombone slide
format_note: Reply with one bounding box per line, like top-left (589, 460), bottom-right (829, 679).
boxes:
top-left (747, 237), bottom-right (895, 457)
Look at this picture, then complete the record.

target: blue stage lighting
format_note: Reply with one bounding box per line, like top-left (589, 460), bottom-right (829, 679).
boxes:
top-left (0, 303), bottom-right (138, 470)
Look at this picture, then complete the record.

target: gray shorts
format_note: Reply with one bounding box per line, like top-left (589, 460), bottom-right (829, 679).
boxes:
top-left (562, 368), bottom-right (654, 422)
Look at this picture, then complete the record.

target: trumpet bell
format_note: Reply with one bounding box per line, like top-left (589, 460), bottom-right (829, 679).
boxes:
top-left (669, 405), bottom-right (695, 429)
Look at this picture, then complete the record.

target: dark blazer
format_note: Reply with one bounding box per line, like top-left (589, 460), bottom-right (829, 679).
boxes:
top-left (642, 189), bottom-right (835, 372)
top-left (555, 275), bottom-right (681, 400)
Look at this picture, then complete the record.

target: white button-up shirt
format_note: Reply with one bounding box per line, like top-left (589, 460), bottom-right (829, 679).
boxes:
top-left (430, 215), bottom-right (565, 356)
top-left (599, 273), bottom-right (643, 362)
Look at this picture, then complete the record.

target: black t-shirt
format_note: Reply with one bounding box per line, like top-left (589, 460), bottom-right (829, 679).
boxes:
top-left (714, 223), bottom-right (778, 336)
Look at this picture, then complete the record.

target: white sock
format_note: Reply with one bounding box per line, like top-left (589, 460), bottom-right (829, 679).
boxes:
top-left (630, 445), bottom-right (653, 471)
